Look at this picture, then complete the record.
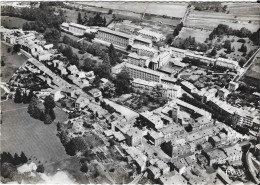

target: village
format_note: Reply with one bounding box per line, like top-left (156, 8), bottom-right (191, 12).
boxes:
top-left (1, 1), bottom-right (260, 184)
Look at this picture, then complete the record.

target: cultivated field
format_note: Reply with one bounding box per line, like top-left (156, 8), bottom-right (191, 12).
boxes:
top-left (1, 16), bottom-right (32, 29)
top-left (79, 2), bottom-right (188, 18)
top-left (1, 43), bottom-right (28, 82)
top-left (185, 8), bottom-right (260, 32)
top-left (62, 8), bottom-right (113, 25)
top-left (177, 27), bottom-right (211, 43)
top-left (145, 3), bottom-right (187, 18)
top-left (1, 100), bottom-right (69, 165)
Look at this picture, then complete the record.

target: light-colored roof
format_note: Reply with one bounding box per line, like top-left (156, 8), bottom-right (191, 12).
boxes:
top-left (125, 63), bottom-right (163, 77)
top-left (98, 27), bottom-right (134, 39)
top-left (69, 22), bottom-right (88, 30)
top-left (138, 29), bottom-right (164, 39)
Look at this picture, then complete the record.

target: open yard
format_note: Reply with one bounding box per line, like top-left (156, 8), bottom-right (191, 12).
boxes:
top-left (1, 43), bottom-right (28, 82)
top-left (1, 16), bottom-right (32, 29)
top-left (178, 27), bottom-right (211, 43)
top-left (1, 100), bottom-right (69, 165)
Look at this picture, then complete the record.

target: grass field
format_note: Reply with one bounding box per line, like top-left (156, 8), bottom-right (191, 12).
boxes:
top-left (1, 43), bottom-right (29, 82)
top-left (1, 16), bottom-right (32, 29)
top-left (1, 100), bottom-right (69, 165)
top-left (79, 2), bottom-right (188, 18)
top-left (178, 27), bottom-right (211, 43)
top-left (242, 53), bottom-right (260, 88)
top-left (185, 7), bottom-right (260, 32)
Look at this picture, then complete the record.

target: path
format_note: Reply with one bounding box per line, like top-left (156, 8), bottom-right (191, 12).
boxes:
top-left (1, 106), bottom-right (28, 113)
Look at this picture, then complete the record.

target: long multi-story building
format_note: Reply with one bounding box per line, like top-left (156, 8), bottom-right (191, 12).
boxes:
top-left (216, 57), bottom-right (239, 70)
top-left (96, 27), bottom-right (134, 48)
top-left (127, 53), bottom-right (150, 67)
top-left (125, 63), bottom-right (163, 82)
top-left (131, 44), bottom-right (158, 58)
top-left (137, 29), bottom-right (166, 42)
top-left (61, 22), bottom-right (98, 36)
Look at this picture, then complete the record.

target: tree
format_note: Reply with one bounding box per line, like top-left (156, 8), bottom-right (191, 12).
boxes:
top-left (28, 90), bottom-right (34, 101)
top-left (80, 163), bottom-right (88, 173)
top-left (36, 164), bottom-right (45, 173)
top-left (49, 108), bottom-right (56, 120)
top-left (20, 152), bottom-right (28, 164)
top-left (65, 137), bottom-right (87, 156)
top-left (1, 162), bottom-right (17, 179)
top-left (44, 95), bottom-right (55, 112)
top-left (77, 12), bottom-right (83, 24)
top-left (13, 153), bottom-right (21, 165)
top-left (103, 17), bottom-right (106, 26)
top-left (22, 92), bottom-right (30, 104)
top-left (44, 113), bottom-right (53, 124)
top-left (114, 69), bottom-right (131, 95)
top-left (44, 28), bottom-right (60, 45)
top-left (1, 60), bottom-right (5, 66)
top-left (14, 88), bottom-right (22, 103)
top-left (13, 44), bottom-right (20, 53)
top-left (238, 57), bottom-right (247, 67)
top-left (108, 9), bottom-right (113, 14)
top-left (108, 44), bottom-right (118, 66)
top-left (211, 47), bottom-right (217, 56)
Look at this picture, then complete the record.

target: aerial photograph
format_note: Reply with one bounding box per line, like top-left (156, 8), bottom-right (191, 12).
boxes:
top-left (0, 1), bottom-right (260, 184)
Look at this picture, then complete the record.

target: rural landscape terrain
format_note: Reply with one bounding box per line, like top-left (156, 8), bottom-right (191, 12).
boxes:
top-left (1, 1), bottom-right (260, 184)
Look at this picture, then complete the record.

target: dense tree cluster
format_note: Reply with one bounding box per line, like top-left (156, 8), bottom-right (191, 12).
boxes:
top-left (65, 137), bottom-right (88, 156)
top-left (114, 69), bottom-right (132, 95)
top-left (192, 2), bottom-right (227, 12)
top-left (27, 96), bottom-right (56, 124)
top-left (44, 28), bottom-right (61, 46)
top-left (58, 45), bottom-right (79, 67)
top-left (239, 43), bottom-right (247, 53)
top-left (172, 36), bottom-right (208, 52)
top-left (173, 22), bottom-right (183, 37)
top-left (1, 3), bottom-right (65, 33)
top-left (62, 36), bottom-right (121, 66)
top-left (209, 24), bottom-right (252, 40)
top-left (77, 12), bottom-right (107, 26)
top-left (1, 152), bottom-right (28, 180)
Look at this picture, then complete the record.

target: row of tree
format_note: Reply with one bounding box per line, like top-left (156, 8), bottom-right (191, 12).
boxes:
top-left (28, 96), bottom-right (56, 124)
top-left (209, 24), bottom-right (252, 40)
top-left (14, 89), bottom-right (34, 104)
top-left (172, 36), bottom-right (208, 52)
top-left (62, 35), bottom-right (121, 66)
top-left (77, 12), bottom-right (106, 27)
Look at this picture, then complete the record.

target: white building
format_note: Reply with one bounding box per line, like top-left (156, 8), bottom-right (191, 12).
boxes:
top-left (137, 29), bottom-right (166, 42)
top-left (215, 58), bottom-right (239, 70)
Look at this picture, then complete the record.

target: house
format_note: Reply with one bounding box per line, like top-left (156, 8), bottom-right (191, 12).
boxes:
top-left (147, 166), bottom-right (161, 180)
top-left (75, 94), bottom-right (90, 110)
top-left (88, 88), bottom-right (102, 100)
top-left (148, 130), bottom-right (164, 147)
top-left (139, 111), bottom-right (164, 130)
top-left (218, 88), bottom-right (230, 100)
top-left (124, 127), bottom-right (143, 146)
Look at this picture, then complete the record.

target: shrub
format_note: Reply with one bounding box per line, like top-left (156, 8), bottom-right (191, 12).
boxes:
top-left (36, 164), bottom-right (45, 173)
top-left (237, 38), bottom-right (246, 43)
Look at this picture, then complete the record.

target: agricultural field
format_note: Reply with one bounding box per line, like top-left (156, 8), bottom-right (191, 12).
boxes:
top-left (1, 43), bottom-right (29, 82)
top-left (79, 2), bottom-right (188, 18)
top-left (1, 16), bottom-right (32, 29)
top-left (177, 27), bottom-right (211, 43)
top-left (61, 7), bottom-right (113, 25)
top-left (145, 3), bottom-right (187, 18)
top-left (1, 100), bottom-right (69, 166)
top-left (185, 8), bottom-right (260, 32)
